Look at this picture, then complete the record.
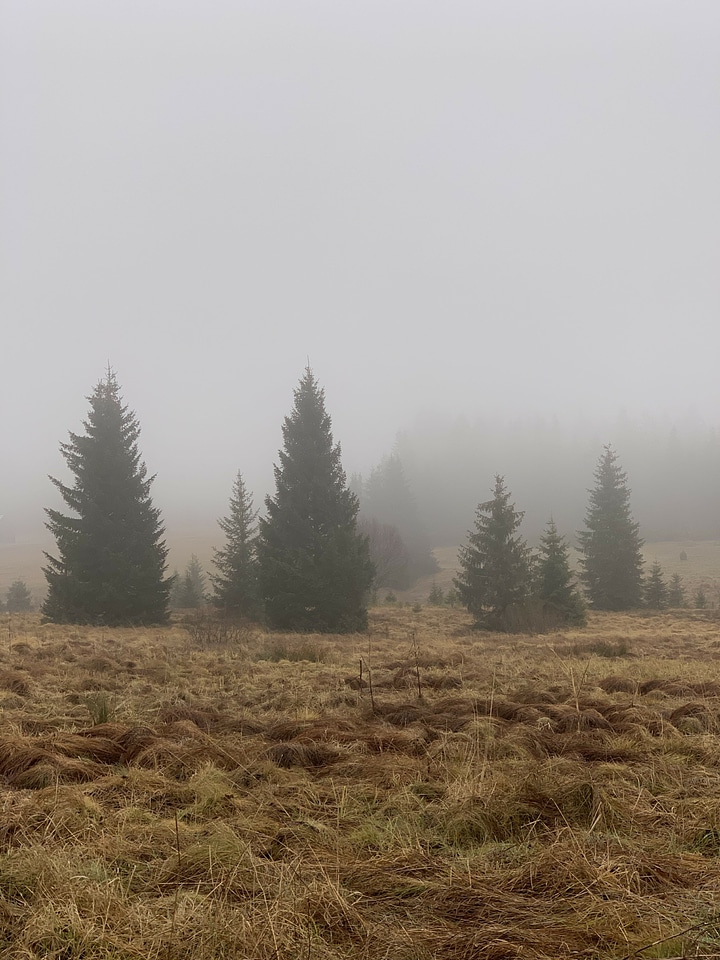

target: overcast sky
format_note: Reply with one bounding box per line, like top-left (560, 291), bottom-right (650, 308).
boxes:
top-left (2, 0), bottom-right (718, 531)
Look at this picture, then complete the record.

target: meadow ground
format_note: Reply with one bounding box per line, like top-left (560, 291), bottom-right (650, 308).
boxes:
top-left (1, 607), bottom-right (720, 957)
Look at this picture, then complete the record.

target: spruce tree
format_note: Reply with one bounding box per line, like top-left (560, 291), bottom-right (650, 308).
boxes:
top-left (173, 556), bottom-right (207, 609)
top-left (578, 446), bottom-right (644, 611)
top-left (177, 571), bottom-right (202, 609)
top-left (257, 368), bottom-right (374, 632)
top-left (668, 573), bottom-right (686, 608)
top-left (6, 580), bottom-right (32, 613)
top-left (427, 581), bottom-right (445, 606)
top-left (644, 561), bottom-right (669, 609)
top-left (535, 518), bottom-right (586, 626)
top-left (693, 586), bottom-right (708, 609)
top-left (454, 475), bottom-right (532, 631)
top-left (185, 554), bottom-right (207, 603)
top-left (211, 472), bottom-right (261, 618)
top-left (43, 370), bottom-right (170, 625)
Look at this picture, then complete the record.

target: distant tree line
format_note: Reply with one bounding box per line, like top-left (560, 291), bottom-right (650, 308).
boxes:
top-left (350, 454), bottom-right (438, 591)
top-left (453, 446), bottom-right (695, 632)
top-left (393, 416), bottom-right (720, 545)
top-left (36, 368), bottom-right (708, 634)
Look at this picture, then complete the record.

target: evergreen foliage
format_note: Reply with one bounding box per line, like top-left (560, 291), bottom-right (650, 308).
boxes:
top-left (444, 587), bottom-right (460, 608)
top-left (667, 573), bottom-right (686, 608)
top-left (177, 572), bottom-right (202, 609)
top-left (43, 370), bottom-right (170, 625)
top-left (347, 472), bottom-right (365, 501)
top-left (211, 472), bottom-right (261, 618)
top-left (693, 586), bottom-right (708, 609)
top-left (169, 569), bottom-right (183, 610)
top-left (185, 555), bottom-right (207, 603)
top-left (361, 454), bottom-right (437, 587)
top-left (578, 446), bottom-right (644, 611)
top-left (6, 579), bottom-right (32, 612)
top-left (644, 561), bottom-right (669, 609)
top-left (257, 368), bottom-right (375, 632)
top-left (427, 581), bottom-right (445, 606)
top-left (171, 556), bottom-right (207, 609)
top-left (454, 475), bottom-right (532, 631)
top-left (535, 519), bottom-right (587, 626)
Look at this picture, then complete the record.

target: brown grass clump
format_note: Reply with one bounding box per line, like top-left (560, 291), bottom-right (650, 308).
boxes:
top-left (156, 703), bottom-right (223, 731)
top-left (264, 741), bottom-right (341, 769)
top-left (0, 668), bottom-right (31, 697)
top-left (598, 674), bottom-right (637, 694)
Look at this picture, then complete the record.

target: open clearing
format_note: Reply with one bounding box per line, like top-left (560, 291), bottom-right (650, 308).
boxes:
top-left (1, 607), bottom-right (720, 957)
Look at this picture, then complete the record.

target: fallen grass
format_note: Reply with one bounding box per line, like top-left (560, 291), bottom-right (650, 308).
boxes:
top-left (0, 606), bottom-right (720, 956)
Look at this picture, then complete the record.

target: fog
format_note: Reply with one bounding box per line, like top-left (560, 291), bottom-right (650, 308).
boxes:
top-left (2, 1), bottom-right (719, 544)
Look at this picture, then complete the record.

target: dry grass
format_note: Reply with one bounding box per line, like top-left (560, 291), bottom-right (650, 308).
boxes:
top-left (1, 606), bottom-right (720, 956)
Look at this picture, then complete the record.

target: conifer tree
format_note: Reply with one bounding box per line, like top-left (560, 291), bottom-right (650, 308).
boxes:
top-left (185, 555), bottom-right (207, 603)
top-left (211, 472), bottom-right (261, 618)
top-left (177, 571), bottom-right (202, 609)
top-left (535, 518), bottom-right (586, 626)
top-left (644, 561), bottom-right (669, 609)
top-left (257, 368), bottom-right (374, 632)
top-left (454, 475), bottom-right (532, 631)
top-left (6, 580), bottom-right (32, 613)
top-left (578, 446), bottom-right (644, 610)
top-left (693, 586), bottom-right (708, 609)
top-left (427, 581), bottom-right (445, 606)
top-left (173, 556), bottom-right (206, 609)
top-left (667, 573), bottom-right (686, 608)
top-left (43, 370), bottom-right (170, 625)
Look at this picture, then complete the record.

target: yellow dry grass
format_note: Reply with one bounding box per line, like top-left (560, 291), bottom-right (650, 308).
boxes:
top-left (1, 605), bottom-right (720, 957)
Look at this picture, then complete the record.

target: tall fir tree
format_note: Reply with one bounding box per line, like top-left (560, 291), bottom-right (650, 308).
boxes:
top-left (257, 368), bottom-right (375, 632)
top-left (43, 370), bottom-right (170, 625)
top-left (535, 518), bottom-right (587, 626)
top-left (454, 475), bottom-right (532, 631)
top-left (211, 472), bottom-right (261, 618)
top-left (578, 446), bottom-right (644, 611)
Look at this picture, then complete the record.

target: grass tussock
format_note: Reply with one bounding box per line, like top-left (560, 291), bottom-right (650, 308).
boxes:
top-left (1, 605), bottom-right (720, 957)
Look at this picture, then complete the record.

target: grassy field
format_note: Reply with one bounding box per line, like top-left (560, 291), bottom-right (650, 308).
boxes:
top-left (1, 606), bottom-right (720, 957)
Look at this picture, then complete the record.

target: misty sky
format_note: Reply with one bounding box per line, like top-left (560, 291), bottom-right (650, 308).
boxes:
top-left (2, 1), bottom-right (719, 532)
